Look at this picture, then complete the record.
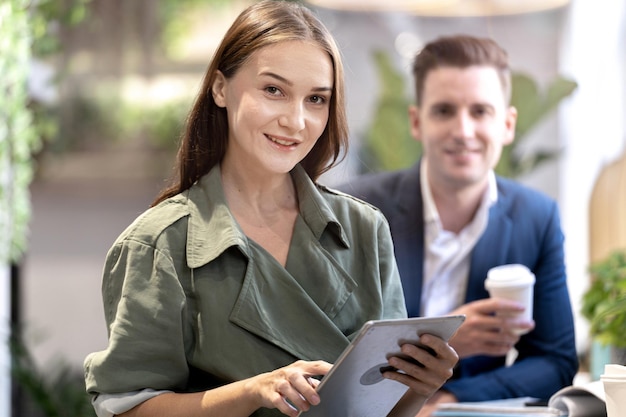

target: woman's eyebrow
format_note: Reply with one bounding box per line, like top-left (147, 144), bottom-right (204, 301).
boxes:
top-left (260, 71), bottom-right (332, 92)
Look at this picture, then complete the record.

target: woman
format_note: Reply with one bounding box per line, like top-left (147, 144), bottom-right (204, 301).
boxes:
top-left (83, 1), bottom-right (458, 416)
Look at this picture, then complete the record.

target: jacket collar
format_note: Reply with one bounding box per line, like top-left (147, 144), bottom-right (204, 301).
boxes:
top-left (185, 164), bottom-right (349, 269)
top-left (184, 164), bottom-right (355, 361)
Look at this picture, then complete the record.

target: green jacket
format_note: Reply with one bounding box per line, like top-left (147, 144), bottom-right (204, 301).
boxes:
top-left (84, 164), bottom-right (407, 416)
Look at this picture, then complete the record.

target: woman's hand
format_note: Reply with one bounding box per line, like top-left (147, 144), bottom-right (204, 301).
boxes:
top-left (118, 360), bottom-right (332, 417)
top-left (448, 299), bottom-right (535, 358)
top-left (249, 360), bottom-right (332, 416)
top-left (414, 390), bottom-right (458, 417)
top-left (383, 334), bottom-right (458, 399)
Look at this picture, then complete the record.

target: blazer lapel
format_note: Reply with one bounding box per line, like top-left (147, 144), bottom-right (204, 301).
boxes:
top-left (392, 163), bottom-right (425, 317)
top-left (467, 186), bottom-right (513, 302)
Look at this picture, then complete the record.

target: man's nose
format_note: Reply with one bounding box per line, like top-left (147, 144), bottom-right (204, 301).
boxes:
top-left (451, 111), bottom-right (474, 139)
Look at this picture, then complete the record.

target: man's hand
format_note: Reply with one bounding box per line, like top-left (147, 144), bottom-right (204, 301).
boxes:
top-left (448, 298), bottom-right (535, 358)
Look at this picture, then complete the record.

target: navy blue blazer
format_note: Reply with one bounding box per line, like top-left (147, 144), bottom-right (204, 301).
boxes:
top-left (337, 162), bottom-right (578, 402)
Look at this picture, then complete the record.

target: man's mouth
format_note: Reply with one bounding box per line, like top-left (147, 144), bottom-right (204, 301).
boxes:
top-left (447, 148), bottom-right (478, 155)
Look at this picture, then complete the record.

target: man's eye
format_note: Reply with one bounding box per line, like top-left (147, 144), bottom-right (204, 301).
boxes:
top-left (472, 106), bottom-right (489, 117)
top-left (432, 105), bottom-right (453, 117)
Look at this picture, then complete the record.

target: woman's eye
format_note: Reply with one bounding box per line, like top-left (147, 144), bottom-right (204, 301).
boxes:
top-left (265, 86), bottom-right (282, 96)
top-left (309, 95), bottom-right (327, 105)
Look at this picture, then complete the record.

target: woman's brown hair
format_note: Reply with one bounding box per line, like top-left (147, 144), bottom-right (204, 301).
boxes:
top-left (153, 0), bottom-right (348, 206)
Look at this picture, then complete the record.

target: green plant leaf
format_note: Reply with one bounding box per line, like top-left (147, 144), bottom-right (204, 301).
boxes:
top-left (581, 250), bottom-right (626, 348)
top-left (510, 73), bottom-right (542, 139)
top-left (360, 49), bottom-right (421, 173)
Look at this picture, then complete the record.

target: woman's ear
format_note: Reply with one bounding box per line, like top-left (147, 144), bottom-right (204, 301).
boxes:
top-left (212, 70), bottom-right (227, 108)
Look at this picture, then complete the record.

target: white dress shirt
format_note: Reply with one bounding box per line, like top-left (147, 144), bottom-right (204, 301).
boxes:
top-left (420, 160), bottom-right (498, 317)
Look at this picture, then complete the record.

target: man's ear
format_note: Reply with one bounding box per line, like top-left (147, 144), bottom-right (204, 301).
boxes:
top-left (503, 106), bottom-right (518, 145)
top-left (408, 105), bottom-right (422, 143)
top-left (212, 70), bottom-right (227, 108)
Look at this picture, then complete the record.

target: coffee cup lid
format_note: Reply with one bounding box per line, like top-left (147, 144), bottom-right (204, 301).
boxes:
top-left (485, 264), bottom-right (535, 289)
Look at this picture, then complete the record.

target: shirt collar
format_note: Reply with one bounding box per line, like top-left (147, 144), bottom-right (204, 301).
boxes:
top-left (420, 159), bottom-right (498, 228)
top-left (421, 159), bottom-right (439, 224)
top-left (185, 164), bottom-right (348, 269)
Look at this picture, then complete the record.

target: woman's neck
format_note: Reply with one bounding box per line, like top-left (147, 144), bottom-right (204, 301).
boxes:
top-left (220, 160), bottom-right (299, 266)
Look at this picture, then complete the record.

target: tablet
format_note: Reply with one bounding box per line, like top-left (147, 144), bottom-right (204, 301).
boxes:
top-left (298, 315), bottom-right (465, 417)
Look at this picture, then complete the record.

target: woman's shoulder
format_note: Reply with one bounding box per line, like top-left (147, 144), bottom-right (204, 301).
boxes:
top-left (316, 183), bottom-right (388, 226)
top-left (113, 194), bottom-right (192, 248)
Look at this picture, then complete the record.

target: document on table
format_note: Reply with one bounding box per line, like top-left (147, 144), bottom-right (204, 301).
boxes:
top-left (433, 397), bottom-right (565, 417)
top-left (433, 380), bottom-right (607, 417)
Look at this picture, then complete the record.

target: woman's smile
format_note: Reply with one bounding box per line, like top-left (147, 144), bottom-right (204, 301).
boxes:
top-left (265, 133), bottom-right (300, 149)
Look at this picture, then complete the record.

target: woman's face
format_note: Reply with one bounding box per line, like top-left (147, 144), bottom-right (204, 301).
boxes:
top-left (212, 40), bottom-right (333, 176)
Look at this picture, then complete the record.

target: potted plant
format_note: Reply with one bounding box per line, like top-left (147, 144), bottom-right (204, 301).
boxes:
top-left (581, 250), bottom-right (626, 364)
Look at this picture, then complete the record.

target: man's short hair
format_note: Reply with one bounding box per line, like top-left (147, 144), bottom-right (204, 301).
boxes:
top-left (412, 35), bottom-right (511, 106)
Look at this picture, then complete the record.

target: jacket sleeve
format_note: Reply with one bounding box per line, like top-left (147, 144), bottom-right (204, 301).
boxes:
top-left (443, 200), bottom-right (578, 401)
top-left (84, 239), bottom-right (191, 394)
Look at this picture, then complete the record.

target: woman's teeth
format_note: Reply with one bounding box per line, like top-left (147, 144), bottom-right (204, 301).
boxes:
top-left (268, 135), bottom-right (295, 146)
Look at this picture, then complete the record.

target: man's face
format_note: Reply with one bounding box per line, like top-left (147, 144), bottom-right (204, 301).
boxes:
top-left (409, 65), bottom-right (517, 192)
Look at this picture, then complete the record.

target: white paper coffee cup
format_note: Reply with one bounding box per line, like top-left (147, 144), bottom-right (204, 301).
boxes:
top-left (601, 375), bottom-right (626, 417)
top-left (484, 264), bottom-right (535, 335)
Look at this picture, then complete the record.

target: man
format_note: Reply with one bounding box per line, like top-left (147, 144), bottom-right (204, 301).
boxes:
top-left (338, 35), bottom-right (578, 414)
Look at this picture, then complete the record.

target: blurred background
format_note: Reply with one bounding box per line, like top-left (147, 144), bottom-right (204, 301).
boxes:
top-left (1, 0), bottom-right (625, 415)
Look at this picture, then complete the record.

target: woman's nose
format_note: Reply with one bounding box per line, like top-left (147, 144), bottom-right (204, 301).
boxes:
top-left (278, 101), bottom-right (306, 131)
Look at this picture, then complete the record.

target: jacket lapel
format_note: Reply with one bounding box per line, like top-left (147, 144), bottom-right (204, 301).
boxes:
top-left (467, 180), bottom-right (513, 302)
top-left (187, 164), bottom-right (356, 363)
top-left (392, 163), bottom-right (425, 317)
top-left (230, 241), bottom-right (356, 363)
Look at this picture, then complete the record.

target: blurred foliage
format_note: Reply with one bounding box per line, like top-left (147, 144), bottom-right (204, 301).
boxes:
top-left (161, 0), bottom-right (301, 58)
top-left (0, 0), bottom-right (91, 263)
top-left (11, 331), bottom-right (96, 417)
top-left (496, 73), bottom-right (578, 177)
top-left (360, 49), bottom-right (578, 177)
top-left (0, 0), bottom-right (39, 263)
top-left (160, 0), bottom-right (234, 58)
top-left (29, 0), bottom-right (91, 58)
top-left (51, 91), bottom-right (190, 154)
top-left (359, 50), bottom-right (421, 172)
top-left (581, 250), bottom-right (626, 349)
top-left (0, 0), bottom-right (89, 263)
